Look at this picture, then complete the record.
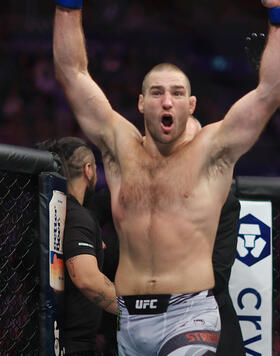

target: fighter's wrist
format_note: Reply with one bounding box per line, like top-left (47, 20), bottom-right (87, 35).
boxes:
top-left (55, 0), bottom-right (83, 9)
top-left (268, 7), bottom-right (280, 25)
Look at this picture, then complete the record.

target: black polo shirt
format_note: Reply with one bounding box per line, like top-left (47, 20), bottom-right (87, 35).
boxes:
top-left (63, 194), bottom-right (104, 354)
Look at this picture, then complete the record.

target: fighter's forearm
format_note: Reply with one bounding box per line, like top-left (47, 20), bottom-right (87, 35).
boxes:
top-left (53, 6), bottom-right (88, 83)
top-left (258, 5), bottom-right (280, 106)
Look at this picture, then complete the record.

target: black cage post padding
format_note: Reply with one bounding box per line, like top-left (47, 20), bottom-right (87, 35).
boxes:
top-left (0, 143), bottom-right (61, 175)
top-left (232, 176), bottom-right (280, 202)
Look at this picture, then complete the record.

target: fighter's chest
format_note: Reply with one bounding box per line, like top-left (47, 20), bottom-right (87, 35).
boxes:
top-left (118, 158), bottom-right (196, 211)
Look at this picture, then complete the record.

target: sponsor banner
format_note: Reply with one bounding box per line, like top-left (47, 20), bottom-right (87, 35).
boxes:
top-left (49, 190), bottom-right (66, 292)
top-left (229, 200), bottom-right (272, 356)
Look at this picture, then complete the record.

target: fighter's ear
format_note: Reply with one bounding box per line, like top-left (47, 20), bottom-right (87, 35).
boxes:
top-left (189, 96), bottom-right (197, 115)
top-left (138, 94), bottom-right (144, 114)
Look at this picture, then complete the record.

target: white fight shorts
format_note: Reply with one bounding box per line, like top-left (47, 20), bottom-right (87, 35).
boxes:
top-left (117, 290), bottom-right (220, 356)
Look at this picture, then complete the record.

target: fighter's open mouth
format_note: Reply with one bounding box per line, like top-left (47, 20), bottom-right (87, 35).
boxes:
top-left (161, 115), bottom-right (173, 127)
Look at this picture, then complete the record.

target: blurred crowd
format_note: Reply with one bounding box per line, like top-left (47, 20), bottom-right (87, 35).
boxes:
top-left (1, 0), bottom-right (280, 177)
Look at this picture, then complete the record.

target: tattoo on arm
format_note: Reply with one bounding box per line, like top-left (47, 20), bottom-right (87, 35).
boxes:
top-left (92, 292), bottom-right (106, 305)
top-left (92, 292), bottom-right (114, 309)
top-left (91, 290), bottom-right (115, 312)
top-left (67, 257), bottom-right (78, 278)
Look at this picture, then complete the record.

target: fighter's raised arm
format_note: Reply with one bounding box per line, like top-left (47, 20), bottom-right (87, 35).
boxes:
top-left (53, 1), bottom-right (134, 153)
top-left (208, 0), bottom-right (280, 165)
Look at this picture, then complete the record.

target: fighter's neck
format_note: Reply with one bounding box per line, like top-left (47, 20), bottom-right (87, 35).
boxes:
top-left (143, 131), bottom-right (194, 157)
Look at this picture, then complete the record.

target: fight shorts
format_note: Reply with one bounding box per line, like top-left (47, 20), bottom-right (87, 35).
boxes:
top-left (117, 290), bottom-right (220, 356)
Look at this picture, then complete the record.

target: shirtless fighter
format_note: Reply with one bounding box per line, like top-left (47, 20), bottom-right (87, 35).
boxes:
top-left (53, 1), bottom-right (280, 354)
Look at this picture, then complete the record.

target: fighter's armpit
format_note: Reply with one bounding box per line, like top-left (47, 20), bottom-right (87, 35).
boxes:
top-left (208, 146), bottom-right (233, 177)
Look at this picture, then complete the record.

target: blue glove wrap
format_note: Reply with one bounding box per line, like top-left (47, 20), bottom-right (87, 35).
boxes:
top-left (55, 0), bottom-right (83, 9)
top-left (268, 7), bottom-right (280, 25)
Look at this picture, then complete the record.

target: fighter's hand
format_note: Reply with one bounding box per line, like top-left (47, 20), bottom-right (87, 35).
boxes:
top-left (262, 0), bottom-right (280, 8)
top-left (244, 33), bottom-right (266, 72)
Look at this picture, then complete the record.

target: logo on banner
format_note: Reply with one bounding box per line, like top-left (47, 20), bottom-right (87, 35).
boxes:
top-left (237, 214), bottom-right (271, 266)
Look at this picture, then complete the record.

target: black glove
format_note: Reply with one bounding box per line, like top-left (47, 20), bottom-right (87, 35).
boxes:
top-left (244, 32), bottom-right (266, 72)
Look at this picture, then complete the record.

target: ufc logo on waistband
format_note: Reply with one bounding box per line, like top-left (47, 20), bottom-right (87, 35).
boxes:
top-left (135, 299), bottom-right (158, 309)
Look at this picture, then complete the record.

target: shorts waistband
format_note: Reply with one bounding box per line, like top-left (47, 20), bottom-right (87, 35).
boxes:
top-left (117, 290), bottom-right (213, 315)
